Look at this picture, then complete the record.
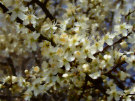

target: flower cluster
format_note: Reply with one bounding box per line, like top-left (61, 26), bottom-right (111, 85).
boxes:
top-left (0, 0), bottom-right (135, 101)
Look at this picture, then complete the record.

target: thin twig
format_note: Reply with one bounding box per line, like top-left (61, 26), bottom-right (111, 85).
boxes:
top-left (44, 0), bottom-right (49, 5)
top-left (105, 73), bottom-right (125, 90)
top-left (79, 74), bottom-right (108, 100)
top-left (94, 32), bottom-right (132, 57)
top-left (125, 9), bottom-right (135, 19)
top-left (0, 94), bottom-right (21, 99)
top-left (31, 0), bottom-right (56, 21)
top-left (7, 57), bottom-right (16, 76)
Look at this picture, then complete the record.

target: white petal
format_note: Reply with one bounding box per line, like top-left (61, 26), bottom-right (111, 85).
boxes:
top-left (67, 56), bottom-right (75, 62)
top-left (20, 6), bottom-right (28, 12)
top-left (90, 46), bottom-right (97, 54)
top-left (122, 30), bottom-right (127, 36)
top-left (106, 39), bottom-right (113, 46)
top-left (11, 12), bottom-right (17, 21)
top-left (18, 12), bottom-right (27, 20)
top-left (23, 19), bottom-right (29, 25)
top-left (32, 43), bottom-right (37, 51)
top-left (98, 45), bottom-right (103, 51)
top-left (89, 71), bottom-right (101, 79)
top-left (58, 61), bottom-right (63, 68)
top-left (65, 63), bottom-right (70, 71)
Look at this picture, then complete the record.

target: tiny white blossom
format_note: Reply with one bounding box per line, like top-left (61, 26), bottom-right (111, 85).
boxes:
top-left (9, 5), bottom-right (28, 21)
top-left (89, 71), bottom-right (101, 79)
top-left (62, 73), bottom-right (69, 78)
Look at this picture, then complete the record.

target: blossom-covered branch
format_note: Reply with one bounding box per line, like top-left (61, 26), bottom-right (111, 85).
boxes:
top-left (0, 0), bottom-right (135, 101)
top-left (0, 2), bottom-right (56, 46)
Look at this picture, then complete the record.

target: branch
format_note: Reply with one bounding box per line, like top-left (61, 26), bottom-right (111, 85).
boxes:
top-left (0, 58), bottom-right (16, 76)
top-left (32, 51), bottom-right (42, 67)
top-left (0, 2), bottom-right (9, 13)
top-left (120, 93), bottom-right (135, 100)
top-left (94, 31), bottom-right (132, 57)
top-left (78, 74), bottom-right (88, 100)
top-left (105, 73), bottom-right (125, 90)
top-left (44, 0), bottom-right (49, 5)
top-left (79, 74), bottom-right (108, 100)
top-left (38, 35), bottom-right (56, 46)
top-left (0, 94), bottom-right (21, 99)
top-left (82, 25), bottom-right (134, 98)
top-left (126, 94), bottom-right (135, 96)
top-left (7, 57), bottom-right (16, 76)
top-left (104, 58), bottom-right (125, 75)
top-left (0, 62), bottom-right (8, 66)
top-left (102, 57), bottom-right (126, 90)
top-left (86, 74), bottom-right (108, 95)
top-left (91, 31), bottom-right (134, 91)
top-left (125, 9), bottom-right (135, 19)
top-left (30, 0), bottom-right (56, 21)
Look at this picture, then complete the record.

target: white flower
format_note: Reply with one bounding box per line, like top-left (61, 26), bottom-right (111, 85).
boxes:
top-left (104, 54), bottom-right (111, 60)
top-left (25, 31), bottom-right (40, 51)
top-left (119, 71), bottom-right (128, 81)
top-left (12, 76), bottom-right (18, 84)
top-left (82, 64), bottom-right (90, 72)
top-left (60, 18), bottom-right (70, 31)
top-left (103, 33), bottom-right (114, 46)
top-left (69, 35), bottom-right (81, 47)
top-left (74, 50), bottom-right (87, 60)
top-left (59, 33), bottom-right (69, 45)
top-left (33, 66), bottom-right (40, 73)
top-left (83, 46), bottom-right (95, 59)
top-left (114, 23), bottom-right (132, 36)
top-left (55, 47), bottom-right (64, 56)
top-left (74, 21), bottom-right (89, 33)
top-left (126, 55), bottom-right (135, 70)
top-left (23, 13), bottom-right (37, 27)
top-left (58, 52), bottom-right (75, 71)
top-left (106, 85), bottom-right (122, 101)
top-left (59, 58), bottom-right (71, 71)
top-left (10, 5), bottom-right (28, 21)
top-left (41, 19), bottom-right (57, 38)
top-left (91, 40), bottom-right (104, 54)
top-left (27, 78), bottom-right (44, 97)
